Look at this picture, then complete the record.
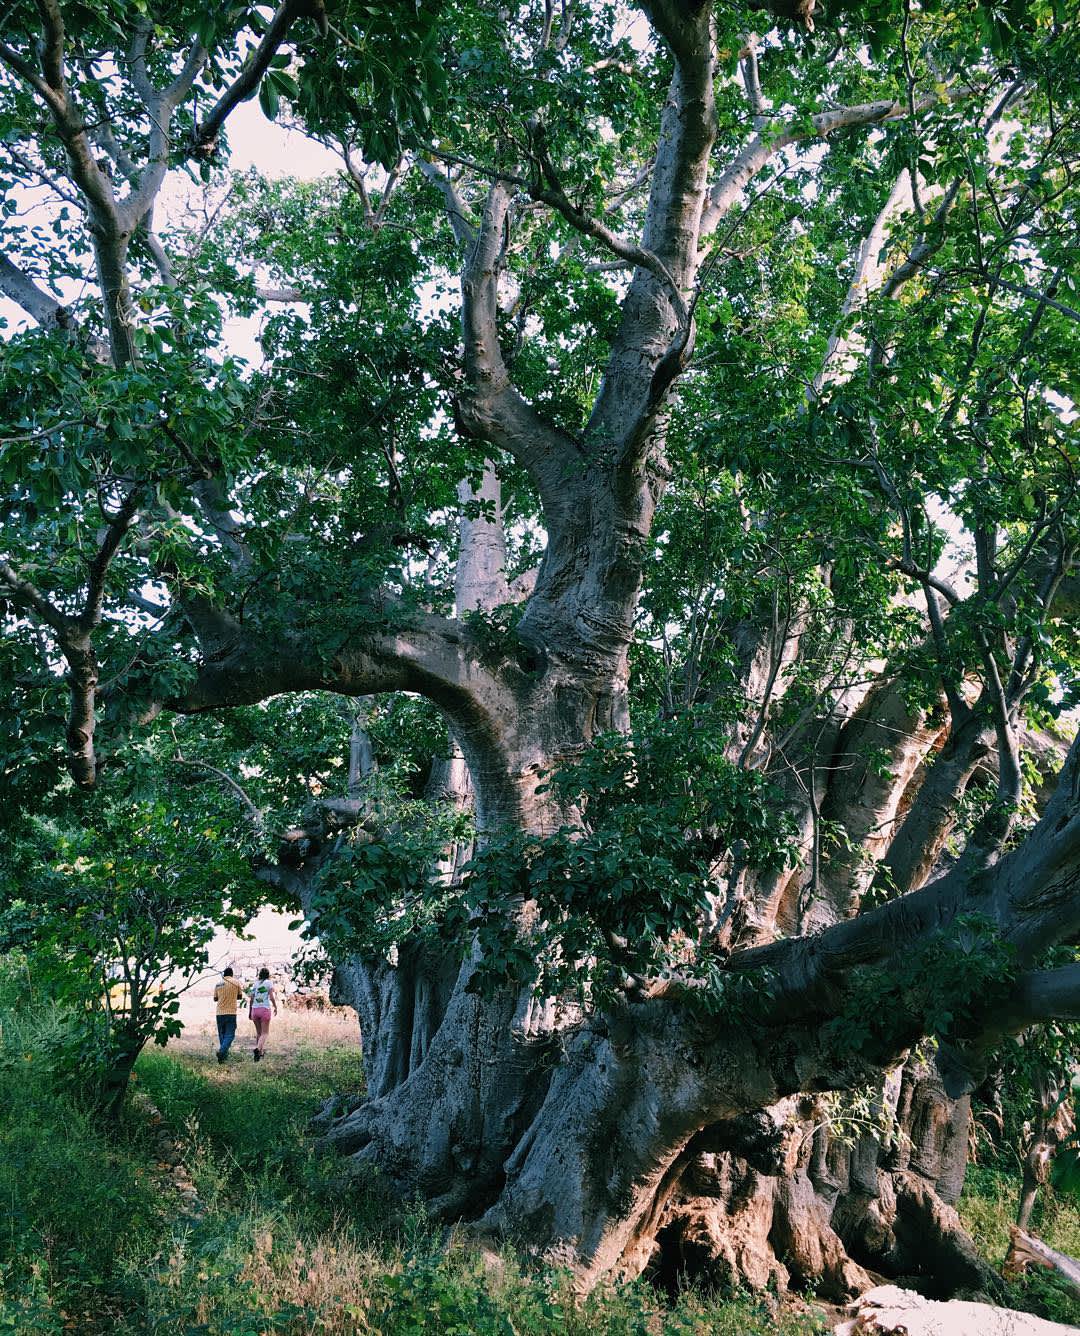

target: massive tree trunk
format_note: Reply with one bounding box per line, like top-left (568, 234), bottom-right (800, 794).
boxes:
top-left (310, 733), bottom-right (1080, 1298)
top-left (149, 0), bottom-right (1078, 1302)
top-left (301, 589), bottom-right (1080, 1298)
top-left (642, 1056), bottom-right (997, 1302)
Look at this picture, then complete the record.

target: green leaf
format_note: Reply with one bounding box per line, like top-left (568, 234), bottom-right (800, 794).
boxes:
top-left (258, 77), bottom-right (280, 121)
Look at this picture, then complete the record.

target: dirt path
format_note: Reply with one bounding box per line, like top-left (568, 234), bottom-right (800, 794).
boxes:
top-left (168, 989), bottom-right (360, 1067)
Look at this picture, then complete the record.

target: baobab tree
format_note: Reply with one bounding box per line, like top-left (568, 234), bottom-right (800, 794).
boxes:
top-left (1, 0), bottom-right (1079, 1299)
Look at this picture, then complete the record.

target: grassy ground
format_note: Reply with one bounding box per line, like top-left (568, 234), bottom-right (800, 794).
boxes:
top-left (3, 994), bottom-right (1079, 1333)
top-left (0, 1000), bottom-right (829, 1335)
top-left (958, 1161), bottom-right (1080, 1327)
top-left (168, 989), bottom-right (362, 1064)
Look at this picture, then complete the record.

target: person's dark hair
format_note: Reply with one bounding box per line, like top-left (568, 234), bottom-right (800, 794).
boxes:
top-left (258, 967), bottom-right (270, 980)
top-left (223, 967), bottom-right (234, 977)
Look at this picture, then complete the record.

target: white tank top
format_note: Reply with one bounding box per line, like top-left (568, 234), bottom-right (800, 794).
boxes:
top-left (251, 979), bottom-right (273, 1008)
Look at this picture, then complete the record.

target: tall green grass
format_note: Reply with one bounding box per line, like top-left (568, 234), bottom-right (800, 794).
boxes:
top-left (134, 1043), bottom-right (376, 1237)
top-left (7, 981), bottom-right (1078, 1335)
top-left (0, 1004), bottom-right (164, 1332)
top-left (0, 998), bottom-right (827, 1334)
top-left (958, 1162), bottom-right (1080, 1328)
top-left (129, 1045), bottom-right (827, 1334)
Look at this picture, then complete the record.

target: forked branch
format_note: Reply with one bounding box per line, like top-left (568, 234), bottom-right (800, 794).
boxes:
top-left (455, 180), bottom-right (582, 523)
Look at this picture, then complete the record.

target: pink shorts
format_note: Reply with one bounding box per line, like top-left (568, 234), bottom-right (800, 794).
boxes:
top-left (251, 1007), bottom-right (271, 1021)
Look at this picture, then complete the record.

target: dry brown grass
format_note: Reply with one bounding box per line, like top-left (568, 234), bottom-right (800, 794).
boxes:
top-left (240, 1232), bottom-right (386, 1330)
top-left (152, 1221), bottom-right (394, 1334)
top-left (169, 991), bottom-right (360, 1066)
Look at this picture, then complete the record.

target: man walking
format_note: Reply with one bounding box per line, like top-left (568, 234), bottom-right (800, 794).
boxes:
top-left (213, 967), bottom-right (244, 1064)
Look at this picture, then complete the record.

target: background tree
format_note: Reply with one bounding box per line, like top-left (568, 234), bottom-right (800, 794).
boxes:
top-left (0, 790), bottom-right (257, 1111)
top-left (2, 0), bottom-right (1080, 1300)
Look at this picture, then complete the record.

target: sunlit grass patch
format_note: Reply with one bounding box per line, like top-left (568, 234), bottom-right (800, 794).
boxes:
top-left (960, 1163), bottom-right (1080, 1327)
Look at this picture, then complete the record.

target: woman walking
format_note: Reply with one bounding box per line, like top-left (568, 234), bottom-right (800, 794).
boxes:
top-left (248, 967), bottom-right (278, 1062)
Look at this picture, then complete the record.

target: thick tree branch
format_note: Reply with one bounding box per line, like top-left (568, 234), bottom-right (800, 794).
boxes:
top-left (809, 78), bottom-right (1027, 404)
top-left (3, 476), bottom-right (140, 786)
top-left (189, 0), bottom-right (325, 156)
top-left (455, 180), bottom-right (582, 525)
top-left (62, 634), bottom-right (101, 788)
top-left (0, 36), bottom-right (65, 114)
top-left (419, 159), bottom-right (479, 248)
top-left (0, 557), bottom-right (72, 638)
top-left (527, 139), bottom-right (690, 335)
top-left (119, 22), bottom-right (207, 234)
top-left (802, 673), bottom-right (946, 928)
top-left (0, 556), bottom-right (104, 787)
top-left (0, 252), bottom-right (75, 331)
top-left (36, 0), bottom-right (66, 90)
top-left (808, 170), bottom-right (916, 401)
top-left (587, 0), bottom-right (716, 457)
top-left (992, 964), bottom-right (1080, 1033)
top-left (700, 96), bottom-right (951, 241)
top-left (740, 35), bottom-right (768, 127)
top-left (3, 2), bottom-right (322, 367)
top-left (78, 486), bottom-right (142, 633)
top-left (139, 212), bottom-right (175, 285)
top-left (730, 734), bottom-right (1080, 1029)
top-left (3, 9), bottom-right (136, 366)
top-left (177, 601), bottom-right (554, 831)
top-left (0, 9), bottom-right (117, 231)
top-left (255, 281), bottom-right (305, 302)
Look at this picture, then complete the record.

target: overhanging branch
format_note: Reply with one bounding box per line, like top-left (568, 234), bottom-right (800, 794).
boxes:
top-left (0, 253), bottom-right (75, 332)
top-left (729, 733), bottom-right (1080, 1024)
top-left (993, 964), bottom-right (1080, 1033)
top-left (700, 95), bottom-right (957, 241)
top-left (173, 755), bottom-right (266, 831)
top-left (189, 0), bottom-right (327, 157)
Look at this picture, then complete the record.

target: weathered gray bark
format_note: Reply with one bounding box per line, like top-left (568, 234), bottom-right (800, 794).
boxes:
top-left (308, 719), bottom-right (1080, 1291)
top-left (330, 940), bottom-right (460, 1100)
top-left (321, 733), bottom-right (1080, 1295)
top-left (640, 1054), bottom-right (996, 1300)
top-left (328, 463), bottom-right (504, 1098)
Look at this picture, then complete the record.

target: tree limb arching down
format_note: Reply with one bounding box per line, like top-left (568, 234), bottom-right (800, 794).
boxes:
top-left (1, 0), bottom-right (1079, 1302)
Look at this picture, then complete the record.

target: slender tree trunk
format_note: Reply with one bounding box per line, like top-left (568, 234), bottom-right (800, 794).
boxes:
top-left (100, 1024), bottom-right (145, 1116)
top-left (1016, 1068), bottom-right (1075, 1232)
top-left (1017, 1175), bottom-right (1039, 1233)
